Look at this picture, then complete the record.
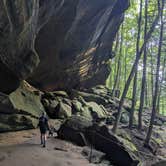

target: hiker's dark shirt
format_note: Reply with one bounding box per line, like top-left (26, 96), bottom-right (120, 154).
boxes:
top-left (38, 116), bottom-right (48, 134)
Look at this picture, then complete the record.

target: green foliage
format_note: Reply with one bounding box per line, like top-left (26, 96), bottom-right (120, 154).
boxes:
top-left (106, 0), bottom-right (166, 116)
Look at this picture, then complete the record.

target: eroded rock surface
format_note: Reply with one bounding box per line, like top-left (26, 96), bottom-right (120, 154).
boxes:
top-left (0, 0), bottom-right (39, 93)
top-left (29, 0), bottom-right (129, 91)
top-left (58, 116), bottom-right (139, 166)
top-left (0, 0), bottom-right (129, 93)
top-left (0, 81), bottom-right (44, 132)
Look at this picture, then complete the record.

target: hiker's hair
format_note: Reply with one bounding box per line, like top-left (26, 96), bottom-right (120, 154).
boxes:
top-left (42, 112), bottom-right (46, 116)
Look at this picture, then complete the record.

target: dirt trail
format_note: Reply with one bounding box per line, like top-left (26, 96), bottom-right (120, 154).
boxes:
top-left (0, 130), bottom-right (95, 166)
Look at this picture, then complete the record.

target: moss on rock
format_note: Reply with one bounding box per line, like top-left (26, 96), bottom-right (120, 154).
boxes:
top-left (58, 101), bottom-right (72, 119)
top-left (9, 82), bottom-right (44, 117)
top-left (0, 81), bottom-right (45, 132)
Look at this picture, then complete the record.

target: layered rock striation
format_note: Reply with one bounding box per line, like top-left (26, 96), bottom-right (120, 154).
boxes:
top-left (0, 0), bottom-right (129, 93)
top-left (0, 0), bottom-right (39, 93)
top-left (29, 0), bottom-right (130, 90)
top-left (0, 81), bottom-right (44, 132)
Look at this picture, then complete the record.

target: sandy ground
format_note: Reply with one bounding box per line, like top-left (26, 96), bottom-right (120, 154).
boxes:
top-left (0, 130), bottom-right (96, 166)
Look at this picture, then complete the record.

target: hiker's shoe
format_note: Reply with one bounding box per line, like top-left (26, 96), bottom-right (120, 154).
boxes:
top-left (43, 144), bottom-right (46, 148)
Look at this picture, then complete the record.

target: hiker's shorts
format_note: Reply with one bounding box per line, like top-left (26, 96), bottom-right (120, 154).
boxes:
top-left (40, 127), bottom-right (47, 134)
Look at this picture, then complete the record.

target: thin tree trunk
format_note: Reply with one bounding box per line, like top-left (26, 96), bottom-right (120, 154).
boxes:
top-left (157, 93), bottom-right (160, 114)
top-left (129, 71), bottom-right (138, 128)
top-left (145, 0), bottom-right (164, 145)
top-left (107, 33), bottom-right (119, 90)
top-left (145, 81), bottom-right (148, 106)
top-left (112, 26), bottom-right (123, 97)
top-left (112, 3), bottom-right (161, 134)
top-left (112, 54), bottom-right (121, 96)
top-left (124, 47), bottom-right (127, 83)
top-left (138, 0), bottom-right (148, 130)
top-left (112, 33), bottom-right (120, 91)
top-left (129, 0), bottom-right (143, 129)
top-left (150, 49), bottom-right (154, 104)
top-left (157, 57), bottom-right (166, 114)
top-left (117, 25), bottom-right (124, 95)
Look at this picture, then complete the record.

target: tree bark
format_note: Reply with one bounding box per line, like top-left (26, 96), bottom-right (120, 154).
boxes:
top-left (145, 0), bottom-right (164, 145)
top-left (150, 48), bottom-right (154, 104)
top-left (112, 1), bottom-right (161, 134)
top-left (138, 0), bottom-right (148, 130)
top-left (112, 25), bottom-right (123, 97)
top-left (129, 0), bottom-right (143, 129)
top-left (157, 57), bottom-right (165, 114)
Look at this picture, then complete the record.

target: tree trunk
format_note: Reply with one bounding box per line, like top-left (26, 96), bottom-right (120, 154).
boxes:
top-left (112, 1), bottom-right (161, 134)
top-left (129, 0), bottom-right (143, 129)
top-left (157, 57), bottom-right (165, 114)
top-left (150, 49), bottom-right (154, 105)
top-left (112, 25), bottom-right (123, 97)
top-left (129, 71), bottom-right (138, 128)
top-left (138, 0), bottom-right (148, 130)
top-left (145, 0), bottom-right (164, 145)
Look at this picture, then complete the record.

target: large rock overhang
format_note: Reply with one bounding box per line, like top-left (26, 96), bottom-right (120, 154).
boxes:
top-left (28, 0), bottom-right (130, 91)
top-left (0, 0), bottom-right (39, 93)
top-left (0, 0), bottom-right (130, 93)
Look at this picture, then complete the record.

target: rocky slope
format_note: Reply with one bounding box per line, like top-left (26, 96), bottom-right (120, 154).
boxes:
top-left (0, 81), bottom-right (165, 165)
top-left (0, 0), bottom-right (129, 131)
top-left (29, 0), bottom-right (130, 91)
top-left (0, 1), bottom-right (166, 165)
top-left (0, 0), bottom-right (129, 93)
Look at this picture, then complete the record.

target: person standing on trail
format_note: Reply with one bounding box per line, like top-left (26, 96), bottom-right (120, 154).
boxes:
top-left (38, 112), bottom-right (49, 147)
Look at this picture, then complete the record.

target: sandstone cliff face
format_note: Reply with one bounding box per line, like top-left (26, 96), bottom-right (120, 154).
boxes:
top-left (29, 0), bottom-right (129, 91)
top-left (0, 81), bottom-right (44, 132)
top-left (0, 0), bottom-right (39, 93)
top-left (0, 0), bottom-right (129, 93)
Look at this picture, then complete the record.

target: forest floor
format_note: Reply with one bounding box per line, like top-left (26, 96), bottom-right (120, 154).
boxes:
top-left (0, 129), bottom-right (97, 166)
top-left (0, 125), bottom-right (165, 166)
top-left (116, 125), bottom-right (166, 165)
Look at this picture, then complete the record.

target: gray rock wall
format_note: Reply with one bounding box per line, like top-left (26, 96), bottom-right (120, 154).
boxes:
top-left (29, 0), bottom-right (129, 90)
top-left (0, 0), bottom-right (129, 93)
top-left (0, 0), bottom-right (39, 93)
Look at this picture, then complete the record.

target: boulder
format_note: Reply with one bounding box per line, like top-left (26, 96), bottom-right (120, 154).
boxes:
top-left (42, 92), bottom-right (55, 100)
top-left (72, 90), bottom-right (109, 105)
top-left (57, 115), bottom-right (93, 146)
top-left (53, 91), bottom-right (69, 98)
top-left (0, 114), bottom-right (38, 132)
top-left (0, 81), bottom-right (45, 132)
top-left (113, 110), bottom-right (130, 124)
top-left (58, 101), bottom-right (72, 118)
top-left (58, 118), bottom-right (140, 166)
top-left (42, 92), bottom-right (72, 119)
top-left (72, 97), bottom-right (107, 121)
top-left (0, 0), bottom-right (129, 93)
top-left (86, 101), bottom-right (107, 119)
top-left (9, 82), bottom-right (44, 118)
top-left (79, 106), bottom-right (93, 121)
top-left (49, 119), bottom-right (63, 132)
top-left (156, 115), bottom-right (166, 124)
top-left (89, 85), bottom-right (112, 97)
top-left (120, 111), bottom-right (130, 124)
top-left (106, 116), bottom-right (115, 125)
top-left (72, 99), bottom-right (83, 112)
top-left (154, 119), bottom-right (163, 126)
top-left (29, 0), bottom-right (130, 91)
top-left (85, 125), bottom-right (139, 166)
